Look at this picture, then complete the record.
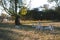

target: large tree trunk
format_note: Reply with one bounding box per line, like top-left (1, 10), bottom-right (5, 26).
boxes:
top-left (15, 15), bottom-right (21, 28)
top-left (15, 15), bottom-right (20, 25)
top-left (15, 0), bottom-right (20, 28)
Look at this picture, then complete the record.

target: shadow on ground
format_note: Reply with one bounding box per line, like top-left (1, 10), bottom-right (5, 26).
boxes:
top-left (0, 23), bottom-right (60, 40)
top-left (0, 22), bottom-right (60, 31)
top-left (0, 29), bottom-right (14, 40)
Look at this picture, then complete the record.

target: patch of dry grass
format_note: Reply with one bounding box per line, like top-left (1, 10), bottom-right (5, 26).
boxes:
top-left (20, 20), bottom-right (60, 27)
top-left (0, 26), bottom-right (60, 40)
top-left (0, 20), bottom-right (60, 40)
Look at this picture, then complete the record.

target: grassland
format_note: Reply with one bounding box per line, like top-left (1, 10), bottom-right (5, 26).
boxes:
top-left (0, 20), bottom-right (60, 40)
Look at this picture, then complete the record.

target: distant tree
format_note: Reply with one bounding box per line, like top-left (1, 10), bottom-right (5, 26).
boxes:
top-left (23, 8), bottom-right (39, 20)
top-left (48, 0), bottom-right (60, 7)
top-left (0, 0), bottom-right (30, 26)
top-left (48, 0), bottom-right (60, 20)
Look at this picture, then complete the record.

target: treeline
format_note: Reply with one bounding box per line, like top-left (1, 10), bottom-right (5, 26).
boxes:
top-left (21, 7), bottom-right (60, 21)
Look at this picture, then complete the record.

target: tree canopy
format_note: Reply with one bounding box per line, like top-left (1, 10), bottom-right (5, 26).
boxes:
top-left (48, 0), bottom-right (60, 7)
top-left (0, 0), bottom-right (29, 16)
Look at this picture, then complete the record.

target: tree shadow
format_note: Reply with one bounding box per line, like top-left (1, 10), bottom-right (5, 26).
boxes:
top-left (0, 23), bottom-right (15, 28)
top-left (54, 27), bottom-right (60, 30)
top-left (52, 20), bottom-right (60, 22)
top-left (0, 23), bottom-right (34, 31)
top-left (0, 29), bottom-right (14, 40)
top-left (40, 26), bottom-right (60, 35)
top-left (0, 23), bottom-right (60, 36)
top-left (19, 24), bottom-right (35, 31)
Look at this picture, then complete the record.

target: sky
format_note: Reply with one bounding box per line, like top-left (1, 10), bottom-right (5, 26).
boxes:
top-left (0, 0), bottom-right (56, 15)
top-left (29, 0), bottom-right (48, 9)
top-left (25, 0), bottom-right (56, 10)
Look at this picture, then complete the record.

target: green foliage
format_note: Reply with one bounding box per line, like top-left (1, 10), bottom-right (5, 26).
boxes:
top-left (22, 8), bottom-right (60, 21)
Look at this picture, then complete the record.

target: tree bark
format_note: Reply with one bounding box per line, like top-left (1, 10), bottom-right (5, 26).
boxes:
top-left (15, 0), bottom-right (21, 26)
top-left (15, 15), bottom-right (20, 26)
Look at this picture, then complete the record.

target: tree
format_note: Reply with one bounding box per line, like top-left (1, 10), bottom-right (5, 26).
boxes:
top-left (48, 0), bottom-right (60, 7)
top-left (0, 0), bottom-right (29, 27)
top-left (48, 0), bottom-right (60, 20)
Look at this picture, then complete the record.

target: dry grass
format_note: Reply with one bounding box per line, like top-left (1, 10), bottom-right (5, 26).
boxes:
top-left (0, 27), bottom-right (60, 40)
top-left (20, 20), bottom-right (60, 27)
top-left (0, 20), bottom-right (60, 40)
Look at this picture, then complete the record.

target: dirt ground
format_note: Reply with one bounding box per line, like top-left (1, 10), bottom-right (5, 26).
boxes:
top-left (0, 20), bottom-right (60, 40)
top-left (0, 27), bottom-right (60, 40)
